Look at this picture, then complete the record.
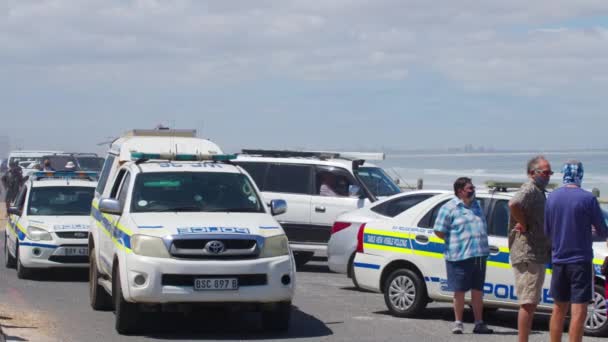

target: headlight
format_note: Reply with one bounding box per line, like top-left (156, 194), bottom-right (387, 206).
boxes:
top-left (131, 235), bottom-right (171, 258)
top-left (259, 235), bottom-right (289, 258)
top-left (27, 226), bottom-right (52, 241)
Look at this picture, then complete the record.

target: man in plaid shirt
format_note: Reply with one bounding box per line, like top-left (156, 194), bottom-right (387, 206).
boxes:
top-left (434, 177), bottom-right (492, 335)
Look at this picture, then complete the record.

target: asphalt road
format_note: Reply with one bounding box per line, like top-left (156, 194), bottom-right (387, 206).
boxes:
top-left (0, 232), bottom-right (605, 341)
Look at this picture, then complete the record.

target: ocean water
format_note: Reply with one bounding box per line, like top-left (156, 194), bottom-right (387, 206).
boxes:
top-left (378, 151), bottom-right (608, 198)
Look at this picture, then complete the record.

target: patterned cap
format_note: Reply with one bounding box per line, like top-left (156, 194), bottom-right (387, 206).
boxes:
top-left (562, 161), bottom-right (584, 186)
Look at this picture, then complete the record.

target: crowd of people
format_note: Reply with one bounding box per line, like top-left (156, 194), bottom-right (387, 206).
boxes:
top-left (434, 157), bottom-right (608, 342)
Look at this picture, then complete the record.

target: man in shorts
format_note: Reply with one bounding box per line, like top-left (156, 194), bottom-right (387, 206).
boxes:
top-left (545, 160), bottom-right (608, 342)
top-left (508, 156), bottom-right (553, 342)
top-left (434, 177), bottom-right (493, 335)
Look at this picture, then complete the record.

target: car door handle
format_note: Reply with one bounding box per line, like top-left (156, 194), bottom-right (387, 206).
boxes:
top-left (415, 235), bottom-right (429, 243)
top-left (315, 206), bottom-right (326, 213)
top-left (489, 245), bottom-right (500, 255)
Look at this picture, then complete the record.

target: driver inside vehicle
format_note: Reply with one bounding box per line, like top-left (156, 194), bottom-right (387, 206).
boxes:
top-left (319, 172), bottom-right (342, 197)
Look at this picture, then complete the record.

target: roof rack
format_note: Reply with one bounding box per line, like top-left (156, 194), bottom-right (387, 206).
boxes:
top-left (485, 180), bottom-right (558, 192)
top-left (124, 129), bottom-right (197, 138)
top-left (240, 149), bottom-right (385, 161)
top-left (32, 171), bottom-right (98, 181)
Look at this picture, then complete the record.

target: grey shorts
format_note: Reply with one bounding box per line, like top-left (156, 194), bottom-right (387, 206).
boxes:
top-left (513, 262), bottom-right (546, 305)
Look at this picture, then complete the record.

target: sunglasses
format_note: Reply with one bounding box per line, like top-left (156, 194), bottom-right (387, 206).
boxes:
top-left (535, 169), bottom-right (554, 176)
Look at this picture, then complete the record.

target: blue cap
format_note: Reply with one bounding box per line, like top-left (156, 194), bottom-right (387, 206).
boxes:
top-left (562, 161), bottom-right (584, 186)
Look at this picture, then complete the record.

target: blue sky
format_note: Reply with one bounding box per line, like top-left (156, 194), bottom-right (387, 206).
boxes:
top-left (0, 1), bottom-right (607, 154)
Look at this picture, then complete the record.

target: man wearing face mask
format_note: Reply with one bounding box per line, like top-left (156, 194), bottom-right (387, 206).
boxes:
top-left (508, 156), bottom-right (553, 342)
top-left (434, 177), bottom-right (493, 335)
top-left (545, 161), bottom-right (608, 342)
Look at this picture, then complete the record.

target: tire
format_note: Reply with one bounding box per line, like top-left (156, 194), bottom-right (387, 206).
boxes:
top-left (383, 268), bottom-right (427, 317)
top-left (4, 233), bottom-right (16, 268)
top-left (293, 252), bottom-right (314, 268)
top-left (16, 243), bottom-right (32, 280)
top-left (585, 284), bottom-right (608, 337)
top-left (347, 254), bottom-right (360, 289)
top-left (113, 267), bottom-right (140, 335)
top-left (89, 248), bottom-right (112, 311)
top-left (261, 301), bottom-right (291, 332)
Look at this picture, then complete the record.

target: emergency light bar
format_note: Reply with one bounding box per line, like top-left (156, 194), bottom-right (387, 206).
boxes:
top-left (32, 171), bottom-right (98, 181)
top-left (485, 180), bottom-right (557, 192)
top-left (130, 152), bottom-right (237, 162)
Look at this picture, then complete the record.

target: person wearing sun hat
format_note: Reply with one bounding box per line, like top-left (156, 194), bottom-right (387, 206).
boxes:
top-left (544, 160), bottom-right (608, 342)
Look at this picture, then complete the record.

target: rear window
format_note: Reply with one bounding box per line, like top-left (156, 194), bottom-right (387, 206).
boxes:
top-left (371, 193), bottom-right (437, 217)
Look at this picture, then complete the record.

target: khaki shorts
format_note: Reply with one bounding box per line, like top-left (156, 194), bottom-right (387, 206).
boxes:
top-left (513, 262), bottom-right (546, 305)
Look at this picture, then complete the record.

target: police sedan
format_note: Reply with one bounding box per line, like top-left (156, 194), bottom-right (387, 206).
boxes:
top-left (353, 189), bottom-right (608, 337)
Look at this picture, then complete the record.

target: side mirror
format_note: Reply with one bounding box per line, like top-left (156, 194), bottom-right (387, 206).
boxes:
top-left (99, 198), bottom-right (123, 215)
top-left (7, 206), bottom-right (21, 216)
top-left (348, 184), bottom-right (361, 197)
top-left (270, 199), bottom-right (287, 216)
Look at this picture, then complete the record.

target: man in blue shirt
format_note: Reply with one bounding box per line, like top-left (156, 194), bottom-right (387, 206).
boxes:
top-left (434, 177), bottom-right (493, 335)
top-left (544, 161), bottom-right (608, 342)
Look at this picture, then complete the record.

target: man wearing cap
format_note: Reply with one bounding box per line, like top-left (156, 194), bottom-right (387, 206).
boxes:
top-left (545, 160), bottom-right (608, 342)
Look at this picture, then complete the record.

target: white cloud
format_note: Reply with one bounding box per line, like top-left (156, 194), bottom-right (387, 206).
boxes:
top-left (1, 0), bottom-right (608, 93)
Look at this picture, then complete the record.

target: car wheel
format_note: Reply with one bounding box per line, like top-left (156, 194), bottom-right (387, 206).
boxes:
top-left (16, 243), bottom-right (32, 279)
top-left (585, 284), bottom-right (608, 337)
top-left (114, 267), bottom-right (140, 335)
top-left (261, 301), bottom-right (291, 332)
top-left (89, 248), bottom-right (112, 311)
top-left (293, 252), bottom-right (314, 268)
top-left (383, 268), bottom-right (427, 317)
top-left (4, 233), bottom-right (16, 268)
top-left (347, 254), bottom-right (360, 289)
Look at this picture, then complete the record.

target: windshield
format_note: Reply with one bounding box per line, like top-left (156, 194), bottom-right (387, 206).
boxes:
top-left (355, 167), bottom-right (401, 197)
top-left (44, 155), bottom-right (77, 170)
top-left (131, 172), bottom-right (265, 213)
top-left (27, 186), bottom-right (94, 216)
top-left (76, 157), bottom-right (104, 171)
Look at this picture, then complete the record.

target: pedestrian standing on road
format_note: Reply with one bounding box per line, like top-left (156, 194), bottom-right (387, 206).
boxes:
top-left (508, 156), bottom-right (553, 342)
top-left (42, 159), bottom-right (54, 172)
top-left (434, 177), bottom-right (493, 335)
top-left (1, 161), bottom-right (25, 211)
top-left (545, 160), bottom-right (608, 342)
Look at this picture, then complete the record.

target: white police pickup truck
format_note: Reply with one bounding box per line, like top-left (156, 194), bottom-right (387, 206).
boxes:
top-left (89, 130), bottom-right (295, 334)
top-left (353, 188), bottom-right (608, 336)
top-left (4, 171), bottom-right (97, 279)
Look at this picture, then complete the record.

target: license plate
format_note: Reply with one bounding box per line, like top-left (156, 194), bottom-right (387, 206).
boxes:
top-left (64, 247), bottom-right (88, 256)
top-left (194, 278), bottom-right (238, 291)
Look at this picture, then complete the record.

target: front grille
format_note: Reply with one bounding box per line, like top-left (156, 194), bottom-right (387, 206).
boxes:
top-left (172, 239), bottom-right (256, 250)
top-left (55, 232), bottom-right (89, 239)
top-left (49, 256), bottom-right (89, 264)
top-left (162, 274), bottom-right (267, 287)
top-left (169, 238), bottom-right (259, 259)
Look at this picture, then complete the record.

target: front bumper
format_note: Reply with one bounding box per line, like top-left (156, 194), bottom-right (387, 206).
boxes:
top-left (122, 254), bottom-right (295, 304)
top-left (19, 241), bottom-right (88, 268)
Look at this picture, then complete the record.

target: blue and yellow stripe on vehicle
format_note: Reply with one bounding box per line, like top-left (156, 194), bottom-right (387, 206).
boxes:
top-left (7, 215), bottom-right (27, 241)
top-left (91, 200), bottom-right (132, 253)
top-left (362, 227), bottom-right (514, 270)
top-left (363, 228), bottom-right (414, 254)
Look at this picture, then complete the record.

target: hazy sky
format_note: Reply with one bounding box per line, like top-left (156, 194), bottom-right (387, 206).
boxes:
top-left (1, 0), bottom-right (607, 154)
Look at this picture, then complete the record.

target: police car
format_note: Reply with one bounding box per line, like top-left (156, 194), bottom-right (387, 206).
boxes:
top-left (89, 130), bottom-right (295, 334)
top-left (353, 186), bottom-right (608, 336)
top-left (4, 171), bottom-right (97, 279)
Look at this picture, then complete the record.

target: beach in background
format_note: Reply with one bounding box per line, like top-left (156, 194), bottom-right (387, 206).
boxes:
top-left (379, 150), bottom-right (608, 198)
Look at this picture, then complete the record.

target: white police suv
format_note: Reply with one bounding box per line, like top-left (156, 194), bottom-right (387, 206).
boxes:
top-left (4, 171), bottom-right (97, 279)
top-left (353, 187), bottom-right (608, 336)
top-left (89, 130), bottom-right (295, 334)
